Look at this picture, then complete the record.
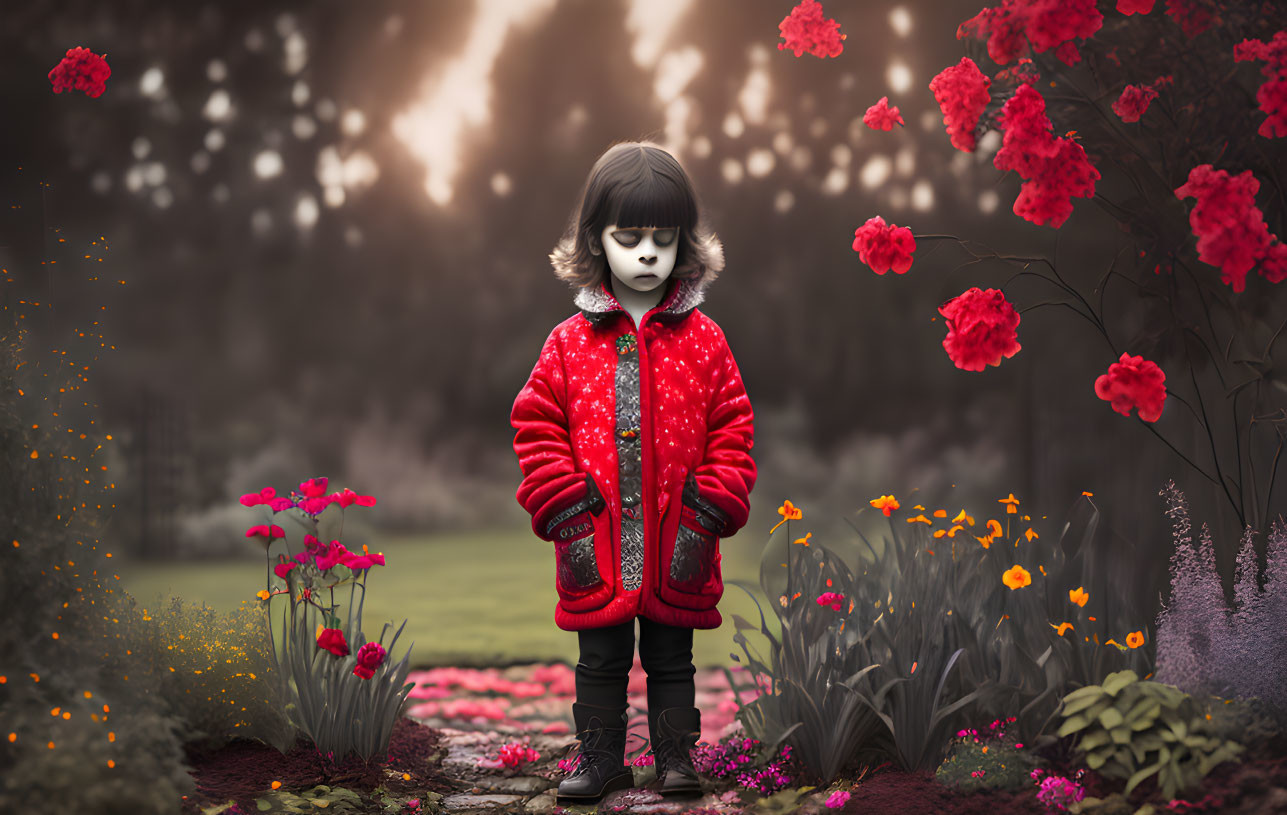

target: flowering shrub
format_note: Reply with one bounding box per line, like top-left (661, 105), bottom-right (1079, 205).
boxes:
top-left (691, 735), bottom-right (800, 795)
top-left (1031, 768), bottom-right (1087, 811)
top-left (776, 0), bottom-right (845, 58)
top-left (242, 477), bottom-right (415, 762)
top-left (935, 717), bottom-right (1043, 792)
top-left (48, 46), bottom-right (110, 97)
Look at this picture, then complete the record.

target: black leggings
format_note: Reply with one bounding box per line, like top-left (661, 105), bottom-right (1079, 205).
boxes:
top-left (575, 614), bottom-right (696, 711)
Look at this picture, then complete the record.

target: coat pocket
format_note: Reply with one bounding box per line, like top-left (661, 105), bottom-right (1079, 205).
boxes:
top-left (655, 469), bottom-right (723, 610)
top-left (550, 475), bottom-right (614, 612)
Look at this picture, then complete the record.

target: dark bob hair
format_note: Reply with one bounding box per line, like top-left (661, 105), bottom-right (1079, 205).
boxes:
top-left (550, 140), bottom-right (724, 290)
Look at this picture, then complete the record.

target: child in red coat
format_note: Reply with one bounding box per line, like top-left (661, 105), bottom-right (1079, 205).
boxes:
top-left (511, 140), bottom-right (756, 804)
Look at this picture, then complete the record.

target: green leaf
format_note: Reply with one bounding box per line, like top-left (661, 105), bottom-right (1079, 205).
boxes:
top-left (1110, 726), bottom-right (1132, 745)
top-left (1099, 707), bottom-right (1125, 729)
top-left (1101, 670), bottom-right (1138, 697)
top-left (1061, 689), bottom-right (1106, 717)
top-left (257, 800), bottom-right (272, 812)
top-left (1057, 713), bottom-right (1091, 738)
top-left (1079, 730), bottom-right (1111, 751)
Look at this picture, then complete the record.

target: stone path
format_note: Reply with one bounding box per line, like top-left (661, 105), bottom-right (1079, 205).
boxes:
top-left (402, 659), bottom-right (844, 814)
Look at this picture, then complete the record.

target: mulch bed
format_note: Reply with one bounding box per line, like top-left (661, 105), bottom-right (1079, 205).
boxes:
top-left (177, 717), bottom-right (1287, 814)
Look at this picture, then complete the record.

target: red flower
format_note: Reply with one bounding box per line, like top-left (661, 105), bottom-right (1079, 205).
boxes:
top-left (1117, 0), bottom-right (1155, 13)
top-left (1174, 164), bottom-right (1279, 292)
top-left (1112, 83), bottom-right (1160, 123)
top-left (48, 47), bottom-right (110, 98)
top-left (994, 84), bottom-right (1100, 228)
top-left (995, 57), bottom-right (1040, 87)
top-left (298, 477), bottom-right (329, 498)
top-left (852, 216), bottom-right (916, 275)
top-left (929, 57), bottom-right (992, 152)
top-left (353, 642), bottom-right (387, 680)
top-left (1094, 353), bottom-right (1167, 422)
top-left (273, 560), bottom-right (297, 580)
top-left (342, 550), bottom-right (386, 571)
top-left (1234, 31), bottom-right (1287, 139)
top-left (938, 288), bottom-right (1021, 371)
top-left (863, 97), bottom-right (904, 131)
top-left (330, 487), bottom-right (378, 509)
top-left (1164, 0), bottom-right (1218, 39)
top-left (957, 0), bottom-right (1102, 66)
top-left (1260, 241), bottom-right (1287, 284)
top-left (315, 540), bottom-right (352, 572)
top-left (240, 487), bottom-right (277, 507)
top-left (777, 0), bottom-right (846, 59)
top-left (317, 627), bottom-right (350, 657)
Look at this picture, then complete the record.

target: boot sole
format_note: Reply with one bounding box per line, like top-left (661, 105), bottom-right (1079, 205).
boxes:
top-left (555, 771), bottom-right (636, 804)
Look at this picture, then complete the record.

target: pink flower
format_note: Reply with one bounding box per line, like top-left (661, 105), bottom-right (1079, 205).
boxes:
top-left (315, 540), bottom-right (352, 572)
top-left (317, 627), bottom-right (350, 657)
top-left (863, 96), bottom-right (904, 131)
top-left (777, 0), bottom-right (845, 58)
top-left (49, 47), bottom-right (111, 97)
top-left (298, 477), bottom-right (329, 497)
top-left (331, 487), bottom-right (378, 509)
top-left (815, 591), bottom-right (845, 611)
top-left (240, 487), bottom-right (277, 507)
top-left (245, 524), bottom-right (286, 546)
top-left (1164, 0), bottom-right (1217, 39)
top-left (297, 495), bottom-right (334, 516)
top-left (938, 287), bottom-right (1021, 371)
top-left (824, 789), bottom-right (850, 809)
top-left (929, 57), bottom-right (992, 152)
top-left (342, 550), bottom-right (387, 571)
top-left (1095, 353), bottom-right (1167, 422)
top-left (852, 216), bottom-right (915, 275)
top-left (273, 560), bottom-right (297, 580)
top-left (354, 641), bottom-right (387, 679)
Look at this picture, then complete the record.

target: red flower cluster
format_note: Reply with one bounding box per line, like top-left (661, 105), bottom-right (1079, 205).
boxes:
top-left (938, 288), bottom-right (1022, 372)
top-left (1112, 75), bottom-right (1172, 123)
top-left (777, 0), bottom-right (845, 58)
top-left (995, 56), bottom-right (1040, 86)
top-left (930, 57), bottom-right (993, 152)
top-left (815, 591), bottom-right (845, 611)
top-left (240, 477), bottom-right (377, 515)
top-left (1164, 0), bottom-right (1218, 39)
top-left (1094, 353), bottom-right (1167, 422)
top-left (354, 641), bottom-right (388, 679)
top-left (1116, 0), bottom-right (1155, 14)
top-left (1174, 164), bottom-right (1287, 291)
top-left (864, 96), bottom-right (904, 131)
top-left (994, 83), bottom-right (1101, 228)
top-left (957, 0), bottom-right (1103, 67)
top-left (852, 216), bottom-right (916, 275)
top-left (48, 46), bottom-right (110, 98)
top-left (318, 627), bottom-right (350, 657)
top-left (1234, 30), bottom-right (1287, 139)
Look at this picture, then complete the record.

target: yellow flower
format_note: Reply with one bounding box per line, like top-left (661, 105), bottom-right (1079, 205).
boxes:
top-left (256, 590), bottom-right (271, 602)
top-left (1050, 622), bottom-right (1074, 637)
top-left (1069, 587), bottom-right (1089, 607)
top-left (870, 495), bottom-right (900, 516)
top-left (951, 509), bottom-right (974, 526)
top-left (1126, 631), bottom-right (1145, 649)
top-left (906, 514), bottom-right (932, 525)
top-left (1024, 527), bottom-right (1039, 542)
top-left (794, 532), bottom-right (812, 546)
top-left (1002, 565), bottom-right (1031, 590)
top-left (999, 494), bottom-right (1020, 514)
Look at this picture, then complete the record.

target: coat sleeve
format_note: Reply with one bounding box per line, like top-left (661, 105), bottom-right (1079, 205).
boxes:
top-left (693, 331), bottom-right (756, 537)
top-left (511, 328), bottom-right (588, 541)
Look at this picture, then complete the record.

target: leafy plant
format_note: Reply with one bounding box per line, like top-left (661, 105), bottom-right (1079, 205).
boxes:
top-left (935, 738), bottom-right (1042, 793)
top-left (1055, 669), bottom-right (1244, 801)
top-left (253, 784), bottom-right (365, 813)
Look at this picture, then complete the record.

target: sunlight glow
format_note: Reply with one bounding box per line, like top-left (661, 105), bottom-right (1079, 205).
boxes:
top-left (889, 7), bottom-right (913, 37)
top-left (254, 151), bottom-right (283, 179)
top-left (140, 67), bottom-right (165, 98)
top-left (625, 0), bottom-right (694, 69)
top-left (773, 190), bottom-right (794, 213)
top-left (746, 148), bottom-right (775, 178)
top-left (888, 186), bottom-right (908, 210)
top-left (392, 0), bottom-right (559, 206)
top-left (821, 166), bottom-right (849, 196)
top-left (860, 155), bottom-right (892, 189)
top-left (979, 189), bottom-right (1000, 214)
top-left (723, 112), bottom-right (746, 139)
top-left (720, 158), bottom-right (744, 184)
top-left (655, 47), bottom-right (703, 103)
top-left (887, 61), bottom-right (912, 93)
top-left (895, 146), bottom-right (916, 177)
top-left (203, 90), bottom-right (233, 122)
top-left (738, 44), bottom-right (771, 126)
top-left (491, 172), bottom-right (513, 197)
top-left (911, 179), bottom-right (935, 211)
top-left (294, 194), bottom-right (319, 229)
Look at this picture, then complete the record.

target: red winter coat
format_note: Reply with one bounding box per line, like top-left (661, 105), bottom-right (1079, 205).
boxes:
top-left (511, 273), bottom-right (756, 631)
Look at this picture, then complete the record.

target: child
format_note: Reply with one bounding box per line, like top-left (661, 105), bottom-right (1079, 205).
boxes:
top-left (510, 140), bottom-right (756, 804)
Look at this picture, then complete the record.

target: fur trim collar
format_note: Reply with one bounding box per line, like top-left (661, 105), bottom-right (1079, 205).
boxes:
top-left (574, 275), bottom-right (705, 326)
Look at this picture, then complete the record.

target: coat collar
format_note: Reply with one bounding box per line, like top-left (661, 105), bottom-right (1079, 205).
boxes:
top-left (574, 275), bottom-right (705, 327)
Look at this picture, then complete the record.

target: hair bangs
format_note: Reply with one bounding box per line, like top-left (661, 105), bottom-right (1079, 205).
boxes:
top-left (608, 170), bottom-right (696, 231)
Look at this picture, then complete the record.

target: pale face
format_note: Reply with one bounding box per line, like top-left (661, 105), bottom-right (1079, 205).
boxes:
top-left (599, 224), bottom-right (679, 293)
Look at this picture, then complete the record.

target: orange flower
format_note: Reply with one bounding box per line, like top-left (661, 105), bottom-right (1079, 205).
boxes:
top-left (769, 500), bottom-right (803, 534)
top-left (870, 494), bottom-right (900, 516)
top-left (999, 494), bottom-right (1020, 514)
top-left (794, 532), bottom-right (812, 546)
top-left (951, 509), bottom-right (974, 526)
top-left (1069, 587), bottom-right (1089, 607)
top-left (976, 534), bottom-right (992, 549)
top-left (1126, 631), bottom-right (1145, 649)
top-left (932, 508), bottom-right (947, 518)
top-left (986, 519), bottom-right (1003, 537)
top-left (257, 589), bottom-right (271, 602)
top-left (933, 524), bottom-right (964, 538)
top-left (907, 513), bottom-right (932, 524)
top-left (1024, 527), bottom-right (1039, 542)
top-left (1002, 565), bottom-right (1031, 590)
top-left (1050, 621), bottom-right (1074, 637)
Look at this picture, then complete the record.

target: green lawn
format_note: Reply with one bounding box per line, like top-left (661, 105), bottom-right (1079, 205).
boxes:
top-left (115, 527), bottom-right (784, 670)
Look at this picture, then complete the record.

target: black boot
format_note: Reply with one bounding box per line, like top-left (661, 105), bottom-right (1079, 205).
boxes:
top-left (556, 702), bottom-right (636, 804)
top-left (648, 706), bottom-right (703, 797)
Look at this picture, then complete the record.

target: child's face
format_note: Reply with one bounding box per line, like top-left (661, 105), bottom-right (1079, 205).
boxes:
top-left (600, 224), bottom-right (678, 294)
